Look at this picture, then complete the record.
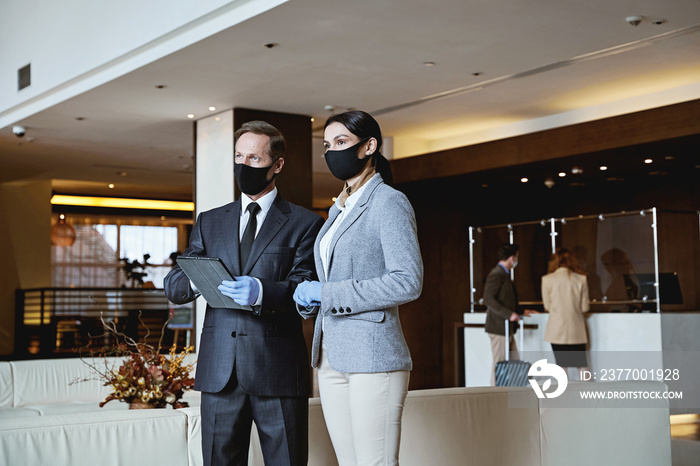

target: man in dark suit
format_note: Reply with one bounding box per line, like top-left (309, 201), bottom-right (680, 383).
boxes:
top-left (483, 243), bottom-right (524, 385)
top-left (164, 120), bottom-right (323, 466)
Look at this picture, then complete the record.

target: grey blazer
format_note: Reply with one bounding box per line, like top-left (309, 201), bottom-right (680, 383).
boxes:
top-left (300, 174), bottom-right (423, 373)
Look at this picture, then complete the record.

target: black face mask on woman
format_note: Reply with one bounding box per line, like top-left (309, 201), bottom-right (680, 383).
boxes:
top-left (324, 137), bottom-right (372, 181)
top-left (234, 161), bottom-right (277, 196)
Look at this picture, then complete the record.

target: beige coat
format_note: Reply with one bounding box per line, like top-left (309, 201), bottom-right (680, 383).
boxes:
top-left (542, 267), bottom-right (590, 344)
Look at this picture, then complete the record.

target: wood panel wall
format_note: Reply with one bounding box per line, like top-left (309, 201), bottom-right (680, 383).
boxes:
top-left (393, 101), bottom-right (700, 390)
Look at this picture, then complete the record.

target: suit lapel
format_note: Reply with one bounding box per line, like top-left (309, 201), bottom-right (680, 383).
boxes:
top-left (221, 201), bottom-right (242, 275)
top-left (242, 194), bottom-right (289, 275)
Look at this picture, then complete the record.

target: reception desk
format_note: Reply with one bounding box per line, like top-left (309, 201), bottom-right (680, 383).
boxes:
top-left (462, 311), bottom-right (700, 414)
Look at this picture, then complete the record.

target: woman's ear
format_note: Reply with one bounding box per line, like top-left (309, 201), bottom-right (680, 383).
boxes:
top-left (365, 137), bottom-right (378, 156)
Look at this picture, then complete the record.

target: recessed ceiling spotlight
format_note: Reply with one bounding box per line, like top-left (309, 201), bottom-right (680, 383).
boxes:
top-left (264, 42), bottom-right (279, 49)
top-left (155, 85), bottom-right (166, 89)
top-left (332, 197), bottom-right (337, 202)
top-left (215, 117), bottom-right (220, 121)
top-left (651, 18), bottom-right (667, 25)
top-left (644, 158), bottom-right (653, 164)
top-left (558, 172), bottom-right (566, 178)
top-left (544, 177), bottom-right (555, 188)
top-left (75, 117), bottom-right (85, 121)
top-left (664, 155), bottom-right (674, 160)
top-left (108, 184), bottom-right (115, 189)
top-left (520, 177), bottom-right (529, 183)
top-left (160, 216), bottom-right (166, 221)
top-left (571, 166), bottom-right (583, 174)
top-left (117, 171), bottom-right (127, 177)
top-left (599, 166), bottom-right (608, 171)
top-left (208, 106), bottom-right (216, 111)
top-left (324, 105), bottom-right (336, 112)
top-left (423, 61), bottom-right (435, 67)
top-left (626, 15), bottom-right (644, 26)
top-left (187, 114), bottom-right (195, 119)
top-left (472, 72), bottom-right (483, 76)
top-left (310, 118), bottom-right (315, 122)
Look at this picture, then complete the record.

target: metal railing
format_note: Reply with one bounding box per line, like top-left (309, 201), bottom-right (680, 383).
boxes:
top-left (14, 288), bottom-right (193, 358)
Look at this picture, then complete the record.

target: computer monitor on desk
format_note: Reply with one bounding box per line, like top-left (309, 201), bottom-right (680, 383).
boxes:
top-left (624, 272), bottom-right (683, 306)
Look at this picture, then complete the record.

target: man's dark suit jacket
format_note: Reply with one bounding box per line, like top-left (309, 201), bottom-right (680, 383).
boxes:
top-left (164, 194), bottom-right (323, 397)
top-left (483, 265), bottom-right (522, 336)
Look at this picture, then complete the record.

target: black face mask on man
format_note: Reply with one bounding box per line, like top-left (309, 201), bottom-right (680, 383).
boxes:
top-left (234, 161), bottom-right (278, 196)
top-left (324, 137), bottom-right (373, 181)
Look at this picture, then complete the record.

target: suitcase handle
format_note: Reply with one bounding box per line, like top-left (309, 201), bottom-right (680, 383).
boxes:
top-left (504, 318), bottom-right (524, 362)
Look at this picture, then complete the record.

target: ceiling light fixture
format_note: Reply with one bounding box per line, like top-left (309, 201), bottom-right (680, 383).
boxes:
top-left (558, 172), bottom-right (567, 177)
top-left (208, 106), bottom-right (216, 111)
top-left (118, 171), bottom-right (127, 176)
top-left (108, 184), bottom-right (115, 189)
top-left (51, 195), bottom-right (194, 212)
top-left (264, 42), bottom-right (279, 49)
top-left (644, 158), bottom-right (653, 164)
top-left (544, 177), bottom-right (555, 188)
top-left (51, 214), bottom-right (76, 247)
top-left (571, 166), bottom-right (583, 174)
top-left (521, 177), bottom-right (529, 183)
top-left (423, 61), bottom-right (435, 67)
top-left (310, 118), bottom-right (315, 122)
top-left (187, 114), bottom-right (195, 119)
top-left (599, 166), bottom-right (608, 171)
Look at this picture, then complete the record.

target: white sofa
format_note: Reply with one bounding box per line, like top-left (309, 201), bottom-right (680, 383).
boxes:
top-left (0, 359), bottom-right (672, 466)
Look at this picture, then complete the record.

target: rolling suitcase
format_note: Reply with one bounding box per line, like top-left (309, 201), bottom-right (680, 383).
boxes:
top-left (494, 318), bottom-right (531, 387)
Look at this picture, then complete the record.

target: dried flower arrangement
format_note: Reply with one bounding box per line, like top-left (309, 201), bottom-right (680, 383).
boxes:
top-left (77, 314), bottom-right (196, 409)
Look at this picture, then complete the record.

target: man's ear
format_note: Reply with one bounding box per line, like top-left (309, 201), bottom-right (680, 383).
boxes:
top-left (274, 157), bottom-right (285, 173)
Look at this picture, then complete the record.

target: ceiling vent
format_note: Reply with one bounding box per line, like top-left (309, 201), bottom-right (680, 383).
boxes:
top-left (18, 64), bottom-right (31, 91)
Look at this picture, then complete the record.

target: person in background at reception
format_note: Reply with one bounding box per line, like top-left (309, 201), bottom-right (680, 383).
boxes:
top-left (541, 247), bottom-right (591, 380)
top-left (484, 243), bottom-right (536, 385)
top-left (293, 110), bottom-right (423, 466)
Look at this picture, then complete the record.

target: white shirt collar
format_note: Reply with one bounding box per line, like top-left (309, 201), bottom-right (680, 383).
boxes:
top-left (335, 173), bottom-right (377, 212)
top-left (241, 186), bottom-right (277, 216)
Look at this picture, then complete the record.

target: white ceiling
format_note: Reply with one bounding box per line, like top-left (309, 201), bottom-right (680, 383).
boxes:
top-left (1, 0), bottom-right (699, 206)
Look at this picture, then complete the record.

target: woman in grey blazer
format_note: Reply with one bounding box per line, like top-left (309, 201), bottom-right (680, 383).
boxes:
top-left (294, 110), bottom-right (423, 466)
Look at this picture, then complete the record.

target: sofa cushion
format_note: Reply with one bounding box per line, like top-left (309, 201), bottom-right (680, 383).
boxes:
top-left (539, 381), bottom-right (672, 466)
top-left (0, 409), bottom-right (189, 466)
top-left (399, 386), bottom-right (541, 466)
top-left (0, 407), bottom-right (40, 419)
top-left (0, 362), bottom-right (12, 408)
top-left (11, 357), bottom-right (122, 407)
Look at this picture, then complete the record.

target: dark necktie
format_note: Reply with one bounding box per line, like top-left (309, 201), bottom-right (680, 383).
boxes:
top-left (240, 202), bottom-right (260, 271)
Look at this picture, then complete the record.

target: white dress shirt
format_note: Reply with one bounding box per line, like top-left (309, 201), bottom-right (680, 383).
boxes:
top-left (320, 182), bottom-right (370, 278)
top-left (189, 187), bottom-right (277, 307)
top-left (239, 187), bottom-right (277, 306)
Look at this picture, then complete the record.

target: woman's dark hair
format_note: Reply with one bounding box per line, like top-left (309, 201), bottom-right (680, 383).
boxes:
top-left (324, 110), bottom-right (393, 186)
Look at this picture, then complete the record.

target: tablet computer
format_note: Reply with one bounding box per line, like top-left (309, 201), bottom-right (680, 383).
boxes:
top-left (176, 256), bottom-right (252, 310)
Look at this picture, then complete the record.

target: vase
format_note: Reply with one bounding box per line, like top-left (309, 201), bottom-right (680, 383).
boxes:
top-left (129, 400), bottom-right (155, 409)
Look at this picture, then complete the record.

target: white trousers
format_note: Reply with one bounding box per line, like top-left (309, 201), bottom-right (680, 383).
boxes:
top-left (318, 344), bottom-right (410, 466)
